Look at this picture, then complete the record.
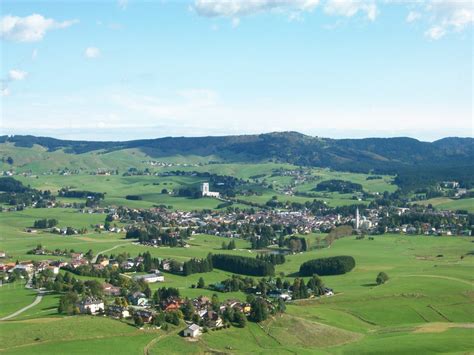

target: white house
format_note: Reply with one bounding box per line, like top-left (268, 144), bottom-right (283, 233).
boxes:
top-left (78, 299), bottom-right (104, 315)
top-left (201, 183), bottom-right (220, 198)
top-left (133, 273), bottom-right (165, 283)
top-left (183, 323), bottom-right (201, 338)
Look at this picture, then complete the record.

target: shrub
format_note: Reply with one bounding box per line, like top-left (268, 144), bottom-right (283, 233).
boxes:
top-left (125, 195), bottom-right (143, 201)
top-left (376, 272), bottom-right (389, 285)
top-left (299, 256), bottom-right (355, 276)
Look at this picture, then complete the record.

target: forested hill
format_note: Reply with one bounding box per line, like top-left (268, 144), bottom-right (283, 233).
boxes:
top-left (1, 132), bottom-right (473, 189)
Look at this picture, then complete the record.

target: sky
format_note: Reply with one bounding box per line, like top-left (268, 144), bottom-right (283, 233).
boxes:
top-left (0, 0), bottom-right (472, 142)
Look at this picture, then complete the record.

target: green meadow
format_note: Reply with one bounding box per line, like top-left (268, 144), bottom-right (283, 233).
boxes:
top-left (1, 209), bottom-right (473, 354)
top-left (417, 197), bottom-right (474, 213)
top-left (0, 156), bottom-right (472, 354)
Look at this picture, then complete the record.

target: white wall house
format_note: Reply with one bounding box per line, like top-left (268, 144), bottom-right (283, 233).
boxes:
top-left (78, 299), bottom-right (104, 315)
top-left (201, 183), bottom-right (220, 198)
top-left (183, 323), bottom-right (201, 337)
top-left (133, 273), bottom-right (165, 283)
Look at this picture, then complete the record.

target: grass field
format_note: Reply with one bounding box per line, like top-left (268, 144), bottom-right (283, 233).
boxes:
top-left (11, 159), bottom-right (397, 211)
top-left (0, 154), bottom-right (472, 354)
top-left (416, 197), bottom-right (474, 213)
top-left (1, 220), bottom-right (473, 353)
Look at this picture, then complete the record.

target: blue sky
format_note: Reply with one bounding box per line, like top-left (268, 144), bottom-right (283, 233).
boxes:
top-left (1, 0), bottom-right (472, 141)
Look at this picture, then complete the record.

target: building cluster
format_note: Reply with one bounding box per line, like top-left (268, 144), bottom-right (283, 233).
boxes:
top-left (75, 292), bottom-right (253, 338)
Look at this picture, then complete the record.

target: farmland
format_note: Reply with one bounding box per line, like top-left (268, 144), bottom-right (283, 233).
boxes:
top-left (0, 147), bottom-right (473, 354)
top-left (1, 213), bottom-right (473, 354)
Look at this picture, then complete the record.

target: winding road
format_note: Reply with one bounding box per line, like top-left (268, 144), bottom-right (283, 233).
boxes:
top-left (92, 243), bottom-right (132, 263)
top-left (0, 291), bottom-right (44, 321)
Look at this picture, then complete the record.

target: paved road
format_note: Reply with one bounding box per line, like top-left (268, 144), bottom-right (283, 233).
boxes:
top-left (92, 243), bottom-right (131, 263)
top-left (0, 291), bottom-right (44, 321)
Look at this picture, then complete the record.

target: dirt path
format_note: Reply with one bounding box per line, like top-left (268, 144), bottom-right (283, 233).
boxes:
top-left (0, 292), bottom-right (44, 321)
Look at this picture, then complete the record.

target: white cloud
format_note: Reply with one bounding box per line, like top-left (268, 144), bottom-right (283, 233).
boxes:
top-left (84, 47), bottom-right (101, 59)
top-left (406, 11), bottom-right (421, 23)
top-left (324, 0), bottom-right (378, 21)
top-left (1, 88), bottom-right (10, 97)
top-left (424, 25), bottom-right (446, 40)
top-left (415, 0), bottom-right (473, 40)
top-left (0, 14), bottom-right (78, 42)
top-left (193, 0), bottom-right (319, 18)
top-left (8, 69), bottom-right (28, 81)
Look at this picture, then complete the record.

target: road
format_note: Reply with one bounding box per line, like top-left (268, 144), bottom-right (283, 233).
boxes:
top-left (92, 243), bottom-right (132, 263)
top-left (0, 291), bottom-right (44, 321)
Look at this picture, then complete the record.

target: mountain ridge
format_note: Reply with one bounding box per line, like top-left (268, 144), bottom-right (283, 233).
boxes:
top-left (1, 132), bottom-right (473, 188)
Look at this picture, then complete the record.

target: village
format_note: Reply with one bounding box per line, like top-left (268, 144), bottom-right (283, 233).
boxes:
top-left (0, 246), bottom-right (334, 338)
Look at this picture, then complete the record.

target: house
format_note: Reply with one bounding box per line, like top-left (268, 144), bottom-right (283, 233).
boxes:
top-left (98, 259), bottom-right (109, 267)
top-left (183, 323), bottom-right (201, 338)
top-left (0, 251), bottom-right (6, 258)
top-left (164, 299), bottom-right (182, 312)
top-left (103, 283), bottom-right (121, 296)
top-left (135, 310), bottom-right (153, 323)
top-left (129, 291), bottom-right (148, 307)
top-left (47, 266), bottom-right (60, 274)
top-left (201, 183), bottom-right (220, 198)
top-left (324, 288), bottom-right (334, 296)
top-left (78, 298), bottom-right (104, 315)
top-left (268, 290), bottom-right (292, 301)
top-left (203, 310), bottom-right (223, 328)
top-left (107, 305), bottom-right (130, 319)
top-left (133, 273), bottom-right (164, 283)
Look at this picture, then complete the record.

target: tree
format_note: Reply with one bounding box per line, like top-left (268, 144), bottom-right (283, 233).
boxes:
top-left (197, 277), bottom-right (205, 289)
top-left (182, 299), bottom-right (195, 320)
top-left (307, 275), bottom-right (325, 296)
top-left (211, 293), bottom-right (220, 312)
top-left (276, 298), bottom-right (286, 316)
top-left (223, 306), bottom-right (235, 323)
top-left (249, 298), bottom-right (268, 322)
top-left (144, 285), bottom-right (152, 298)
top-left (276, 277), bottom-right (283, 289)
top-left (134, 315), bottom-right (144, 327)
top-left (58, 291), bottom-right (79, 315)
top-left (376, 272), bottom-right (389, 285)
top-left (234, 311), bottom-right (247, 328)
top-left (84, 280), bottom-right (103, 298)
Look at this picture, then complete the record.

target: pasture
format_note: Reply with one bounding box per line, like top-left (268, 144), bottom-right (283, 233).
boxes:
top-left (1, 209), bottom-right (472, 354)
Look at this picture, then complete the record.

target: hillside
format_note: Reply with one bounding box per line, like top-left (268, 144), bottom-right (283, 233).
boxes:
top-left (1, 132), bottom-right (473, 189)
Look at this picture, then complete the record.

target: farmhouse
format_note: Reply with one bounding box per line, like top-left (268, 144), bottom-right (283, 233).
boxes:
top-left (183, 323), bottom-right (201, 338)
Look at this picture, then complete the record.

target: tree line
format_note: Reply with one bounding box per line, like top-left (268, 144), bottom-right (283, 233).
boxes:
top-left (299, 255), bottom-right (356, 276)
top-left (211, 254), bottom-right (275, 276)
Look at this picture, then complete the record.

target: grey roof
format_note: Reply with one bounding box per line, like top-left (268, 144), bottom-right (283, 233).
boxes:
top-left (187, 323), bottom-right (200, 331)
